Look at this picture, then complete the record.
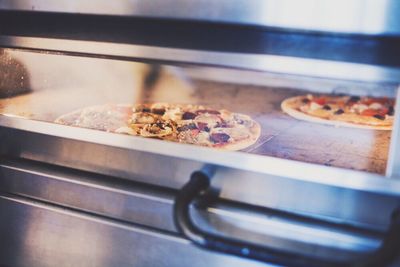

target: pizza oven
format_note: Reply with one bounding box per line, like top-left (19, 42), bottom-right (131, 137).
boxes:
top-left (1, 1), bottom-right (400, 266)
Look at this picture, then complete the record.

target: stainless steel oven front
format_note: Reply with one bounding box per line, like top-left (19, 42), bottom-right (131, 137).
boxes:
top-left (1, 1), bottom-right (400, 267)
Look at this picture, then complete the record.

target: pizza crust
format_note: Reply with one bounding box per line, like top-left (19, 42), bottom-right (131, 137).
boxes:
top-left (281, 96), bottom-right (392, 130)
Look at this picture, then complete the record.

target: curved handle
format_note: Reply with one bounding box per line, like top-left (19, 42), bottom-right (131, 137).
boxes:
top-left (173, 170), bottom-right (400, 267)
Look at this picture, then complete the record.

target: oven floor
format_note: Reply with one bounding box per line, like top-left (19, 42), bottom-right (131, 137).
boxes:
top-left (0, 73), bottom-right (391, 175)
top-left (189, 80), bottom-right (390, 174)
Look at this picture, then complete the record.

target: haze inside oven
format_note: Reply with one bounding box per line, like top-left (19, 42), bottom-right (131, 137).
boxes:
top-left (0, 48), bottom-right (397, 120)
top-left (0, 48), bottom-right (398, 175)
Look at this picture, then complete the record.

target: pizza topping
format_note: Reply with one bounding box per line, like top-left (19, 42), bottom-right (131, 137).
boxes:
top-left (313, 97), bottom-right (326, 105)
top-left (196, 132), bottom-right (211, 144)
top-left (360, 108), bottom-right (388, 117)
top-left (131, 112), bottom-right (158, 124)
top-left (140, 121), bottom-right (174, 137)
top-left (301, 98), bottom-right (310, 104)
top-left (195, 114), bottom-right (222, 128)
top-left (380, 107), bottom-right (389, 115)
top-left (197, 122), bottom-right (210, 132)
top-left (373, 114), bottom-right (385, 120)
top-left (177, 123), bottom-right (197, 132)
top-left (348, 96), bottom-right (361, 102)
top-left (334, 109), bottom-right (344, 115)
top-left (182, 112), bottom-right (196, 120)
top-left (210, 133), bottom-right (230, 143)
top-left (310, 102), bottom-right (323, 111)
top-left (388, 106), bottom-right (395, 116)
top-left (196, 109), bottom-right (221, 115)
top-left (322, 105), bottom-right (331, 110)
top-left (152, 108), bottom-right (166, 115)
top-left (369, 103), bottom-right (383, 110)
top-left (360, 109), bottom-right (376, 116)
top-left (351, 104), bottom-right (369, 114)
top-left (213, 127), bottom-right (250, 141)
top-left (162, 107), bottom-right (182, 121)
top-left (362, 97), bottom-right (390, 105)
top-left (216, 121), bottom-right (229, 128)
top-left (191, 129), bottom-right (200, 137)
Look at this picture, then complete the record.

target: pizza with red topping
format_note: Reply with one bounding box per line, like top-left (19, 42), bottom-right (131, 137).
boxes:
top-left (55, 103), bottom-right (261, 150)
top-left (281, 94), bottom-right (395, 130)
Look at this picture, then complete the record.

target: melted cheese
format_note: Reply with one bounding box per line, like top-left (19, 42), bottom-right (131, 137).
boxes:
top-left (212, 126), bottom-right (249, 141)
top-left (196, 132), bottom-right (211, 145)
top-left (309, 102), bottom-right (322, 111)
top-left (195, 114), bottom-right (221, 127)
top-left (369, 103), bottom-right (383, 110)
top-left (351, 104), bottom-right (368, 113)
top-left (131, 112), bottom-right (157, 124)
top-left (162, 107), bottom-right (182, 121)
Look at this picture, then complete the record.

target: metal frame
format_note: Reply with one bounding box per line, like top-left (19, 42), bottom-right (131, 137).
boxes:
top-left (0, 159), bottom-right (382, 258)
top-left (0, 0), bottom-right (400, 36)
top-left (2, 117), bottom-right (400, 233)
top-left (1, 36), bottom-right (400, 83)
top-left (1, 115), bottom-right (400, 194)
top-left (387, 87), bottom-right (400, 177)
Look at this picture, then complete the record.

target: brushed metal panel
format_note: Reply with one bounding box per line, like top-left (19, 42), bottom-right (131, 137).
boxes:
top-left (0, 195), bottom-right (268, 267)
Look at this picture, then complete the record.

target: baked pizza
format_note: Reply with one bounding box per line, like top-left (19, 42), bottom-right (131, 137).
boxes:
top-left (281, 94), bottom-right (395, 130)
top-left (55, 103), bottom-right (261, 150)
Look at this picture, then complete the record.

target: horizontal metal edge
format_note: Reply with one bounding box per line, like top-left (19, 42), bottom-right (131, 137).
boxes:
top-left (0, 193), bottom-right (184, 242)
top-left (1, 35), bottom-right (400, 83)
top-left (0, 161), bottom-right (177, 232)
top-left (0, 0), bottom-right (399, 36)
top-left (2, 115), bottom-right (400, 196)
top-left (1, 162), bottom-right (173, 204)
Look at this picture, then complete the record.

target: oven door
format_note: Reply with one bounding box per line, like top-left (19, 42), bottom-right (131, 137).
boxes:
top-left (1, 157), bottom-right (399, 267)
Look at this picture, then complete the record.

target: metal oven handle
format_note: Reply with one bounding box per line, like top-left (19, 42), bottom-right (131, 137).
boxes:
top-left (173, 170), bottom-right (400, 267)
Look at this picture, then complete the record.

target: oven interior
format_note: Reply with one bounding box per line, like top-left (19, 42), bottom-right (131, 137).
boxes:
top-left (0, 48), bottom-right (398, 175)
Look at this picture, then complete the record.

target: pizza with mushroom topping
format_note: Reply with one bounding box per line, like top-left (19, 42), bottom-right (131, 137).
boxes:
top-left (55, 103), bottom-right (261, 150)
top-left (281, 94), bottom-right (395, 130)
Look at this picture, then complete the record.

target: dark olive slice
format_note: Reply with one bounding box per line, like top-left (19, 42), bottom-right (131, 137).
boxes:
top-left (334, 109), bottom-right (344, 115)
top-left (177, 123), bottom-right (197, 132)
top-left (373, 114), bottom-right (385, 120)
top-left (197, 122), bottom-right (209, 132)
top-left (152, 108), bottom-right (165, 115)
top-left (322, 105), bottom-right (331, 110)
top-left (182, 112), bottom-right (196, 120)
top-left (210, 133), bottom-right (230, 143)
